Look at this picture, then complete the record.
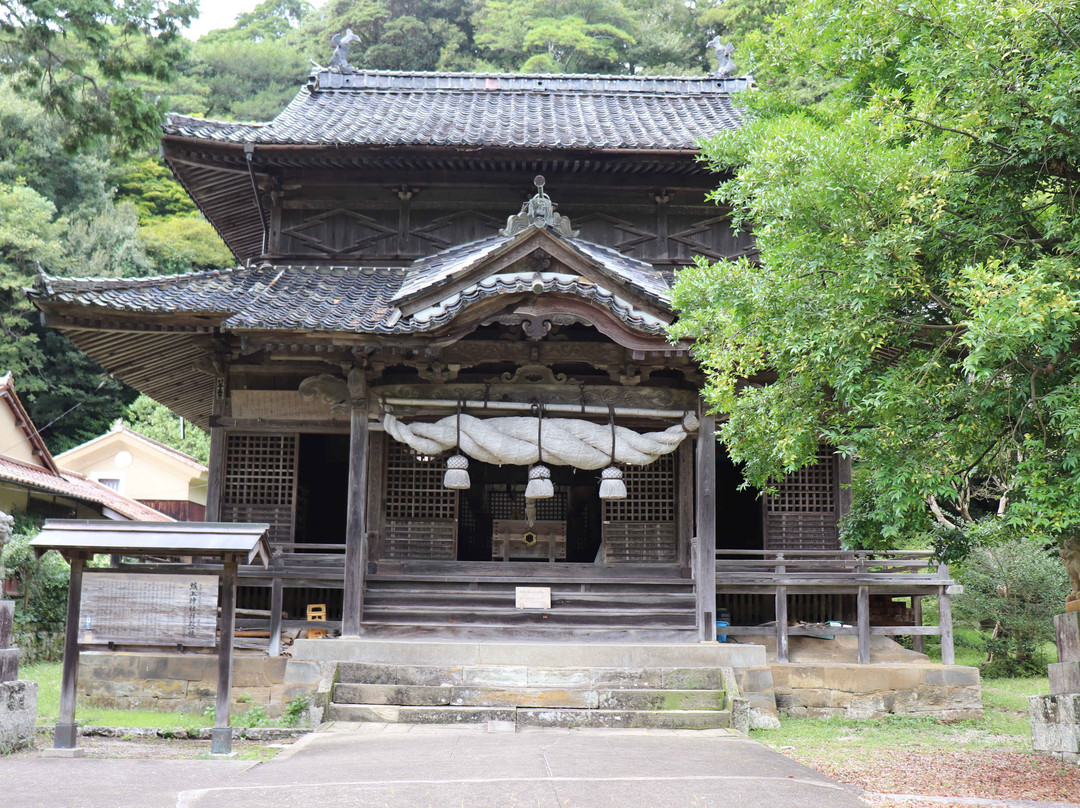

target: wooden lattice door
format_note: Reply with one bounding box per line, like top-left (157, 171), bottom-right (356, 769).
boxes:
top-left (220, 433), bottom-right (298, 547)
top-left (602, 454), bottom-right (677, 562)
top-left (763, 446), bottom-right (840, 551)
top-left (382, 441), bottom-right (458, 559)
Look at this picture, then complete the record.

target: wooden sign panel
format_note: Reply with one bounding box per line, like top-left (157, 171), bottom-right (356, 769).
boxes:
top-left (515, 586), bottom-right (551, 610)
top-left (79, 573), bottom-right (218, 647)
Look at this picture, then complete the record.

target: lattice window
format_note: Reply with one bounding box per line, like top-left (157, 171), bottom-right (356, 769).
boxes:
top-left (489, 488), bottom-right (567, 521)
top-left (221, 433), bottom-right (297, 546)
top-left (382, 441), bottom-right (458, 559)
top-left (385, 441), bottom-right (458, 521)
top-left (766, 447), bottom-right (835, 513)
top-left (602, 454), bottom-right (677, 562)
top-left (765, 446), bottom-right (839, 551)
top-left (603, 454), bottom-right (676, 523)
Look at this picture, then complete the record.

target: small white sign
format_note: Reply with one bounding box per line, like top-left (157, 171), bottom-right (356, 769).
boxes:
top-left (515, 586), bottom-right (551, 610)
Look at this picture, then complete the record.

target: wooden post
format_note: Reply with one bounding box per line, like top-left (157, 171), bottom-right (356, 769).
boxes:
top-left (267, 571), bottom-right (284, 657)
top-left (775, 554), bottom-right (788, 663)
top-left (694, 412), bottom-right (717, 642)
top-left (937, 564), bottom-right (955, 665)
top-left (212, 556), bottom-right (237, 755)
top-left (205, 426), bottom-right (226, 522)
top-left (912, 596), bottom-right (925, 654)
top-left (857, 585), bottom-right (871, 665)
top-left (676, 442), bottom-right (694, 569)
top-left (342, 368), bottom-right (369, 636)
top-left (54, 554), bottom-right (85, 750)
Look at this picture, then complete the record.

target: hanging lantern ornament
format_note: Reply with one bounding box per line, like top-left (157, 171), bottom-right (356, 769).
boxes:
top-left (599, 406), bottom-right (627, 500)
top-left (443, 401), bottom-right (471, 490)
top-left (525, 403), bottom-right (554, 500)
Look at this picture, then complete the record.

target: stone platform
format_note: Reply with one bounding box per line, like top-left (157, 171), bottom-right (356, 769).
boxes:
top-left (1031, 612), bottom-right (1080, 763)
top-left (1, 600), bottom-right (36, 753)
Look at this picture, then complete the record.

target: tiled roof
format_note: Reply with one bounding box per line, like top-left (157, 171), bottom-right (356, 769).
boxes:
top-left (0, 455), bottom-right (173, 521)
top-left (33, 225), bottom-right (673, 335)
top-left (164, 70), bottom-right (747, 151)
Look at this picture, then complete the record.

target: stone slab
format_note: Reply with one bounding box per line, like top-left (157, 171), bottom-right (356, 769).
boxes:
top-left (1030, 693), bottom-right (1080, 763)
top-left (517, 707), bottom-right (731, 730)
top-left (1056, 612), bottom-right (1080, 664)
top-left (0, 647), bottom-right (18, 683)
top-left (333, 683), bottom-right (452, 706)
top-left (327, 703), bottom-right (401, 722)
top-left (293, 638), bottom-right (768, 669)
top-left (1049, 661), bottom-right (1080, 696)
top-left (597, 689), bottom-right (726, 711)
top-left (0, 680), bottom-right (37, 753)
top-left (399, 705), bottom-right (517, 725)
top-left (0, 600), bottom-right (12, 648)
top-left (450, 687), bottom-right (599, 709)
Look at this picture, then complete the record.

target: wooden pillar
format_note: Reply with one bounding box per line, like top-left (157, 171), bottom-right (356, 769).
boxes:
top-left (694, 411), bottom-right (717, 642)
top-left (267, 570), bottom-right (284, 657)
top-left (911, 596), bottom-right (925, 654)
top-left (857, 585), bottom-right (871, 665)
top-left (775, 554), bottom-right (788, 663)
top-left (205, 427), bottom-right (226, 523)
top-left (676, 442), bottom-right (694, 569)
top-left (937, 564), bottom-right (955, 665)
top-left (54, 554), bottom-right (85, 750)
top-left (212, 556), bottom-right (237, 755)
top-left (342, 368), bottom-right (369, 637)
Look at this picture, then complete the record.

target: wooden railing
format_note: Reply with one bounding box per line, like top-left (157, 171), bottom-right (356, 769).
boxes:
top-left (714, 549), bottom-right (958, 665)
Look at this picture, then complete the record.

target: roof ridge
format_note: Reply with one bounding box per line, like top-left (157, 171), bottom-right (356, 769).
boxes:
top-left (41, 267), bottom-right (239, 290)
top-left (310, 68), bottom-right (749, 82)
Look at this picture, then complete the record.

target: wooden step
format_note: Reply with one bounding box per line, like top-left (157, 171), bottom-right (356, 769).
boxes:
top-left (363, 590), bottom-right (695, 607)
top-left (350, 624), bottom-right (701, 642)
top-left (360, 608), bottom-right (695, 629)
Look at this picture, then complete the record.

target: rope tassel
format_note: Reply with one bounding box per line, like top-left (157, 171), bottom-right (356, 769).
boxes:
top-left (599, 406), bottom-right (627, 500)
top-left (443, 400), bottom-right (472, 490)
top-left (525, 402), bottom-right (554, 501)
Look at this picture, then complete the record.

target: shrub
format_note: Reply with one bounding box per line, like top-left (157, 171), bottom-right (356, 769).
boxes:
top-left (1, 517), bottom-right (70, 663)
top-left (952, 538), bottom-right (1070, 677)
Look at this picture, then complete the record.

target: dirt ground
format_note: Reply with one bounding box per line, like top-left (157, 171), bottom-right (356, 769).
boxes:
top-left (793, 747), bottom-right (1080, 805)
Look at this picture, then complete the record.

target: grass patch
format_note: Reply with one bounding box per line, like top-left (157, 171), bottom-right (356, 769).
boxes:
top-left (751, 672), bottom-right (1047, 761)
top-left (21, 661), bottom-right (244, 730)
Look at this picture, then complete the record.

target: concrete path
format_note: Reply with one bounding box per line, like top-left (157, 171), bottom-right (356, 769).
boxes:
top-left (2, 724), bottom-right (870, 808)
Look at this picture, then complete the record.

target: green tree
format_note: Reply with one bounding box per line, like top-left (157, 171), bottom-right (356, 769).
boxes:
top-left (123, 395), bottom-right (210, 463)
top-left (112, 158), bottom-right (196, 220)
top-left (138, 214), bottom-right (235, 274)
top-left (671, 0), bottom-right (1080, 559)
top-left (0, 0), bottom-right (198, 152)
top-left (474, 0), bottom-right (636, 73)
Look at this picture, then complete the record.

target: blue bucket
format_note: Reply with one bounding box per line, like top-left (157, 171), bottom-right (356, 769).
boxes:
top-left (716, 620), bottom-right (729, 643)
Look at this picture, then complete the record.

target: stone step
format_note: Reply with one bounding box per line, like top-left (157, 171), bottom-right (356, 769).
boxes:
top-left (333, 682), bottom-right (602, 709)
top-left (517, 708), bottom-right (732, 730)
top-left (333, 682), bottom-right (728, 711)
top-left (336, 661), bottom-right (729, 690)
top-left (325, 704), bottom-right (732, 730)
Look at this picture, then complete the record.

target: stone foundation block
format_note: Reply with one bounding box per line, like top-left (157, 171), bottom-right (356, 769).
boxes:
top-left (1030, 693), bottom-right (1080, 764)
top-left (0, 680), bottom-right (37, 753)
top-left (1055, 612), bottom-right (1080, 663)
top-left (0, 648), bottom-right (18, 683)
top-left (661, 668), bottom-right (727, 690)
top-left (284, 660), bottom-right (322, 686)
top-left (1049, 662), bottom-right (1080, 696)
top-left (0, 601), bottom-right (13, 649)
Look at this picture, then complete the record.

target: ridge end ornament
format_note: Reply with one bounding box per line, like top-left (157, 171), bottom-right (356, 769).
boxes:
top-left (500, 176), bottom-right (580, 237)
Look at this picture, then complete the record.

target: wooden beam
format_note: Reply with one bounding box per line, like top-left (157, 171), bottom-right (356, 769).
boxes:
top-left (342, 369), bottom-right (369, 636)
top-left (54, 554), bottom-right (85, 750)
top-left (676, 441), bottom-right (693, 568)
top-left (694, 410), bottom-right (717, 642)
top-left (211, 556), bottom-right (237, 755)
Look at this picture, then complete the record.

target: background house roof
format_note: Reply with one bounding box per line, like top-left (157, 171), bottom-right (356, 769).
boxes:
top-left (164, 70), bottom-right (748, 151)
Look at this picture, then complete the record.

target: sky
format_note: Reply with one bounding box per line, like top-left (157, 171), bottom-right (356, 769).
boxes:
top-left (183, 0), bottom-right (324, 40)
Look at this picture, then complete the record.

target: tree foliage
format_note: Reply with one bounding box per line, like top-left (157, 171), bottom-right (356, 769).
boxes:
top-left (672, 0), bottom-right (1080, 557)
top-left (123, 394), bottom-right (210, 463)
top-left (0, 0), bottom-right (198, 152)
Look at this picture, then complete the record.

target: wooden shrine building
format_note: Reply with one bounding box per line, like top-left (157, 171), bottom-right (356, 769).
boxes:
top-left (29, 67), bottom-right (950, 656)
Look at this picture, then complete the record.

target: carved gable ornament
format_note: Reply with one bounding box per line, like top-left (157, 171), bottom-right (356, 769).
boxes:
top-left (501, 176), bottom-right (579, 237)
